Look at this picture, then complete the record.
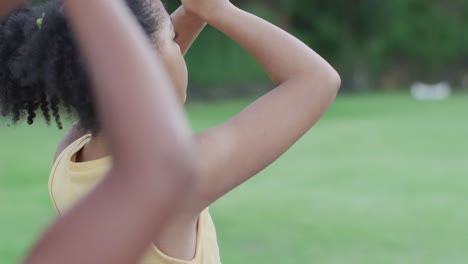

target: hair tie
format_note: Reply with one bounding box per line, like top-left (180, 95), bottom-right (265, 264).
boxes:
top-left (36, 13), bottom-right (45, 30)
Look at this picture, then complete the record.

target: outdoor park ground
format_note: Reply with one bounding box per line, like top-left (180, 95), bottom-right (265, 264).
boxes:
top-left (1, 92), bottom-right (467, 263)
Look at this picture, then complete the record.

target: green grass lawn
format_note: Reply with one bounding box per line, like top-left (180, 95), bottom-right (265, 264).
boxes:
top-left (1, 92), bottom-right (467, 263)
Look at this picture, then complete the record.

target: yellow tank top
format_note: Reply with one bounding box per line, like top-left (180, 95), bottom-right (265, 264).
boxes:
top-left (48, 134), bottom-right (222, 264)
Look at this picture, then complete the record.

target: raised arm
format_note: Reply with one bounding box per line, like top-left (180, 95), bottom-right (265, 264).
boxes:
top-left (182, 1), bottom-right (341, 212)
top-left (24, 0), bottom-right (196, 263)
top-left (171, 6), bottom-right (206, 55)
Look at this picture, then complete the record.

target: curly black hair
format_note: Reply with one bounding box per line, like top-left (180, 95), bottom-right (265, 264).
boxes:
top-left (0, 0), bottom-right (164, 133)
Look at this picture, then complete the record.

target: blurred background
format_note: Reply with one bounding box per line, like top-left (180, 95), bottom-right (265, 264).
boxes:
top-left (176, 0), bottom-right (468, 97)
top-left (1, 0), bottom-right (467, 263)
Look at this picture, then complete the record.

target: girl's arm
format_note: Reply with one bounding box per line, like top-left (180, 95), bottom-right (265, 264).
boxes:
top-left (171, 6), bottom-right (206, 55)
top-left (183, 1), bottom-right (341, 213)
top-left (24, 0), bottom-right (196, 263)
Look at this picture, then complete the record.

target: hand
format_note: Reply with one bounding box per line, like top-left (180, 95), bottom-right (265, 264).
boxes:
top-left (181, 0), bottom-right (231, 22)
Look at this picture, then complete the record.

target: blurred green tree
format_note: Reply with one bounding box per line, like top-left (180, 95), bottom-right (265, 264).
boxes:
top-left (28, 0), bottom-right (468, 93)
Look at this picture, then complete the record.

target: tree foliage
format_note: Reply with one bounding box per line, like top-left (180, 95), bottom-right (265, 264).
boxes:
top-left (29, 0), bottom-right (468, 92)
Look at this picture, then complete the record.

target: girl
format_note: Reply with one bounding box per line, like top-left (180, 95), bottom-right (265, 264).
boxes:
top-left (1, 0), bottom-right (341, 263)
top-left (2, 0), bottom-right (197, 263)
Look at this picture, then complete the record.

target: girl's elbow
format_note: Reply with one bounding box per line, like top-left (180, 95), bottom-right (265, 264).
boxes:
top-left (302, 61), bottom-right (341, 93)
top-left (305, 66), bottom-right (341, 96)
top-left (323, 66), bottom-right (341, 93)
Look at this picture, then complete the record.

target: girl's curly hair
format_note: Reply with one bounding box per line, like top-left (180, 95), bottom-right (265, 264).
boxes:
top-left (0, 0), bottom-right (164, 133)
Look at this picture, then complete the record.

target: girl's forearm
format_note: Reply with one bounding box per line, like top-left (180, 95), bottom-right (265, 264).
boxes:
top-left (172, 6), bottom-right (206, 55)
